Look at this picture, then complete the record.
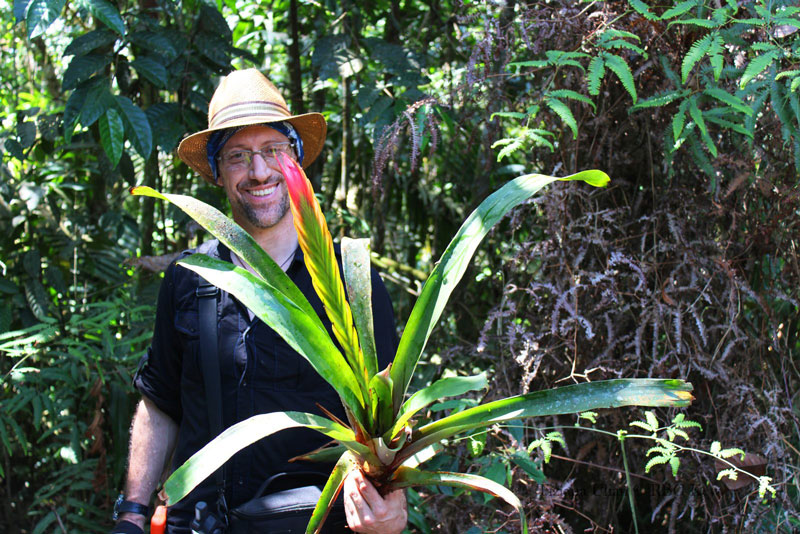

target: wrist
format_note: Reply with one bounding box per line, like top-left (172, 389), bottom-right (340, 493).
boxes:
top-left (113, 493), bottom-right (150, 521)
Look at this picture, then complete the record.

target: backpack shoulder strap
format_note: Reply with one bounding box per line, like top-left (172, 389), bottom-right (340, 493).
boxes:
top-left (196, 278), bottom-right (227, 513)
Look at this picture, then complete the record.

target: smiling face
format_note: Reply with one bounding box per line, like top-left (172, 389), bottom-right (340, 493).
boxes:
top-left (218, 125), bottom-right (296, 233)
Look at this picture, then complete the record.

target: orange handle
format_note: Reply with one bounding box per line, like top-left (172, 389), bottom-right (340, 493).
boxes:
top-left (150, 505), bottom-right (167, 534)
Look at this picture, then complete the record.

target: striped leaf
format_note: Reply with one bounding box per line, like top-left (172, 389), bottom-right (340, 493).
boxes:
top-left (277, 154), bottom-right (369, 400)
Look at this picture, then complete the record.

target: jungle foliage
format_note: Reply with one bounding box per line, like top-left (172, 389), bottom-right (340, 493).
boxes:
top-left (1, 0), bottom-right (798, 533)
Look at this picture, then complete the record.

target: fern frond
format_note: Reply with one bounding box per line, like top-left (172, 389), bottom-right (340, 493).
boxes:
top-left (708, 34), bottom-right (725, 81)
top-left (547, 89), bottom-right (596, 111)
top-left (492, 137), bottom-right (524, 162)
top-left (628, 0), bottom-right (660, 21)
top-left (703, 87), bottom-right (753, 115)
top-left (688, 96), bottom-right (717, 156)
top-left (545, 98), bottom-right (578, 139)
top-left (587, 55), bottom-right (605, 96)
top-left (739, 50), bottom-right (781, 89)
top-left (602, 39), bottom-right (647, 56)
top-left (604, 54), bottom-right (637, 103)
top-left (632, 89), bottom-right (688, 110)
top-left (671, 18), bottom-right (719, 29)
top-left (682, 33), bottom-right (713, 84)
top-left (662, 0), bottom-right (700, 20)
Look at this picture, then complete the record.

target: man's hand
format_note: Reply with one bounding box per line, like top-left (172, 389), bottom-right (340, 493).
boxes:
top-left (343, 470), bottom-right (407, 534)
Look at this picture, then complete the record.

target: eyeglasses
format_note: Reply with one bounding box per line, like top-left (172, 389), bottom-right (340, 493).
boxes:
top-left (217, 142), bottom-right (296, 170)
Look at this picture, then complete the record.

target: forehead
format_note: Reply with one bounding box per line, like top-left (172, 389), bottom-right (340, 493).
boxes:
top-left (223, 125), bottom-right (289, 150)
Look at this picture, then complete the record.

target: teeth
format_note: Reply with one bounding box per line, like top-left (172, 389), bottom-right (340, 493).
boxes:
top-left (249, 185), bottom-right (277, 197)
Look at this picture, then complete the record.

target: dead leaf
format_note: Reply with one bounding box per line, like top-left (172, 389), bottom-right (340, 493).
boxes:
top-left (714, 452), bottom-right (767, 491)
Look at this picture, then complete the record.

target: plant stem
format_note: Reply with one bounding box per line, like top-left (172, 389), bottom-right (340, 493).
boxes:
top-left (617, 430), bottom-right (639, 534)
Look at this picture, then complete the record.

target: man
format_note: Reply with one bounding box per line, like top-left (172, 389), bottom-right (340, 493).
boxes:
top-left (111, 69), bottom-right (407, 534)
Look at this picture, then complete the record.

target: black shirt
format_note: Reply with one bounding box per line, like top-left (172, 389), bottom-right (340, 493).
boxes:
top-left (134, 240), bottom-right (398, 527)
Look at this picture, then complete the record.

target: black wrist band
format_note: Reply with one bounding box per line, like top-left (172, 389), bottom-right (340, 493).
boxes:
top-left (113, 494), bottom-right (150, 520)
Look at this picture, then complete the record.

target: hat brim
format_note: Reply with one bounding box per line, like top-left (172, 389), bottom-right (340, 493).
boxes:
top-left (177, 112), bottom-right (327, 184)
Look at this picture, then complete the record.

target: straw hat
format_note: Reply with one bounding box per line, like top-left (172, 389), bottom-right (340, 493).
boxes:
top-left (177, 69), bottom-right (327, 184)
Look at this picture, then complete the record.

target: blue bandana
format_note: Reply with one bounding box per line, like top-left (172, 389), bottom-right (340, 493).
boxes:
top-left (206, 121), bottom-right (304, 183)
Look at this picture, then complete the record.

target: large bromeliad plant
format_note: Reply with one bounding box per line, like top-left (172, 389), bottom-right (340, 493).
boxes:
top-left (131, 155), bottom-right (693, 533)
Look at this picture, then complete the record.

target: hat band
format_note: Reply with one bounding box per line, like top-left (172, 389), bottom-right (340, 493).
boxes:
top-left (209, 101), bottom-right (291, 129)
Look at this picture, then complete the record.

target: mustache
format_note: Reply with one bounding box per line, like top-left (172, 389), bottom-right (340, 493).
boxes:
top-left (237, 177), bottom-right (283, 189)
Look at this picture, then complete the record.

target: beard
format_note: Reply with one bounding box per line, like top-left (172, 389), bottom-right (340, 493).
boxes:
top-left (229, 181), bottom-right (291, 230)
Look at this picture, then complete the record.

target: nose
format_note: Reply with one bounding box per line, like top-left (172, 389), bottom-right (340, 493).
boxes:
top-left (249, 151), bottom-right (270, 180)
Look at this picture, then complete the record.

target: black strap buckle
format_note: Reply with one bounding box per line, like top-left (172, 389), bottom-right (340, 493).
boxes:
top-left (196, 284), bottom-right (219, 298)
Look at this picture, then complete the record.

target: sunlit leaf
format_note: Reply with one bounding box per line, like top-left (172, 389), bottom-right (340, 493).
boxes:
top-left (399, 379), bottom-right (694, 462)
top-left (389, 373), bottom-right (488, 438)
top-left (164, 412), bottom-right (372, 504)
top-left (25, 0), bottom-right (65, 39)
top-left (391, 467), bottom-right (528, 534)
top-left (342, 237), bottom-right (378, 379)
top-left (390, 170), bottom-right (609, 413)
top-left (87, 0), bottom-right (125, 35)
top-left (306, 452), bottom-right (356, 534)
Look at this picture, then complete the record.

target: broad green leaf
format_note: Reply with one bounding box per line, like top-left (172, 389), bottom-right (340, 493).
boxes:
top-left (14, 0), bottom-right (32, 23)
top-left (146, 102), bottom-right (185, 153)
top-left (98, 108), bottom-right (124, 168)
top-left (306, 452), bottom-right (356, 534)
top-left (176, 255), bottom-right (365, 418)
top-left (740, 50), bottom-right (781, 89)
top-left (390, 467), bottom-right (528, 534)
top-left (703, 87), bottom-right (753, 116)
top-left (390, 170), bottom-right (609, 412)
top-left (164, 412), bottom-right (372, 504)
top-left (115, 96), bottom-right (152, 158)
top-left (604, 54), bottom-right (637, 103)
top-left (63, 29), bottom-right (116, 57)
top-left (399, 379), bottom-right (694, 462)
top-left (131, 57), bottom-right (167, 88)
top-left (587, 55), bottom-right (605, 96)
top-left (128, 187), bottom-right (322, 325)
top-left (87, 0), bottom-right (125, 35)
top-left (546, 89), bottom-right (596, 111)
top-left (127, 31), bottom-right (179, 61)
top-left (682, 34), bottom-right (712, 84)
top-left (389, 373), bottom-right (488, 438)
top-left (545, 98), bottom-right (578, 139)
top-left (25, 0), bottom-right (65, 39)
top-left (62, 54), bottom-right (111, 91)
top-left (80, 79), bottom-right (115, 127)
top-left (342, 237), bottom-right (378, 379)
